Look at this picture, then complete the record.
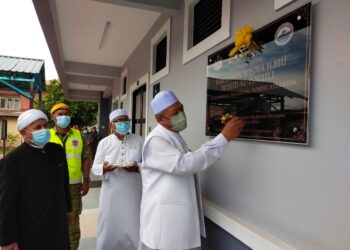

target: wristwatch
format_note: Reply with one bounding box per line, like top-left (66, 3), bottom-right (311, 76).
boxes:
top-left (83, 177), bottom-right (91, 183)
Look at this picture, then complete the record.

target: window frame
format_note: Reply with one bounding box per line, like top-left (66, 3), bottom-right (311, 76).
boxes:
top-left (112, 95), bottom-right (119, 110)
top-left (120, 68), bottom-right (128, 101)
top-left (150, 17), bottom-right (171, 84)
top-left (0, 96), bottom-right (21, 110)
top-left (128, 73), bottom-right (150, 137)
top-left (182, 0), bottom-right (231, 64)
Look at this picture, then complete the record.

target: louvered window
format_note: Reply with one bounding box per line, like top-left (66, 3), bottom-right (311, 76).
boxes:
top-left (183, 0), bottom-right (229, 64)
top-left (155, 36), bottom-right (167, 73)
top-left (193, 0), bottom-right (222, 46)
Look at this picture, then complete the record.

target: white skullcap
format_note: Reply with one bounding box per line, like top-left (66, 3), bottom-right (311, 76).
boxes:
top-left (17, 109), bottom-right (48, 131)
top-left (109, 109), bottom-right (128, 122)
top-left (151, 90), bottom-right (178, 114)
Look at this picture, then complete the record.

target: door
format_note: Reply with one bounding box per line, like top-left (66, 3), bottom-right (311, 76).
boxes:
top-left (132, 84), bottom-right (147, 138)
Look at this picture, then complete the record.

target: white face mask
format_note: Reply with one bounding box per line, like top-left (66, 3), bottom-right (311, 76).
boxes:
top-left (170, 111), bottom-right (187, 132)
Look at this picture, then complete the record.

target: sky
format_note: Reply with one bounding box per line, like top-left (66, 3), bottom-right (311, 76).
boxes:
top-left (0, 0), bottom-right (58, 80)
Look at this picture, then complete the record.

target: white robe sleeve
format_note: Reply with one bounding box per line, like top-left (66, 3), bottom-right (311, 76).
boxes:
top-left (92, 140), bottom-right (105, 176)
top-left (137, 136), bottom-right (144, 167)
top-left (143, 133), bottom-right (229, 175)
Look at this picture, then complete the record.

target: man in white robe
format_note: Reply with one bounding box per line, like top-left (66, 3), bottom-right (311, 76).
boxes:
top-left (92, 109), bottom-right (143, 250)
top-left (139, 91), bottom-right (245, 250)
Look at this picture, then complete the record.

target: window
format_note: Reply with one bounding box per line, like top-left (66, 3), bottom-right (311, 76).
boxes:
top-left (0, 98), bottom-right (5, 108)
top-left (0, 96), bottom-right (21, 110)
top-left (122, 76), bottom-right (127, 95)
top-left (150, 18), bottom-right (171, 84)
top-left (132, 85), bottom-right (147, 138)
top-left (193, 0), bottom-right (222, 46)
top-left (183, 0), bottom-right (230, 64)
top-left (128, 73), bottom-right (149, 138)
top-left (14, 98), bottom-right (20, 110)
top-left (156, 37), bottom-right (167, 73)
top-left (7, 98), bottom-right (13, 109)
top-left (153, 82), bottom-right (160, 98)
top-left (113, 101), bottom-right (119, 109)
top-left (112, 96), bottom-right (119, 110)
top-left (120, 68), bottom-right (128, 101)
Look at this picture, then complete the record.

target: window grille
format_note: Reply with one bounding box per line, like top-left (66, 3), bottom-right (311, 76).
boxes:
top-left (193, 0), bottom-right (222, 46)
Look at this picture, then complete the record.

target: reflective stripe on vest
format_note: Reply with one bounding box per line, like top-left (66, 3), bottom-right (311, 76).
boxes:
top-left (66, 153), bottom-right (81, 159)
top-left (50, 128), bottom-right (83, 182)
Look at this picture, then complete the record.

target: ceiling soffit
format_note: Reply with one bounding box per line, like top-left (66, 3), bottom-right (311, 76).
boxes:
top-left (34, 0), bottom-right (178, 101)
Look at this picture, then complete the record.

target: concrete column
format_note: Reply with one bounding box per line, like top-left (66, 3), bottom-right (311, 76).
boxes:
top-left (98, 93), bottom-right (111, 140)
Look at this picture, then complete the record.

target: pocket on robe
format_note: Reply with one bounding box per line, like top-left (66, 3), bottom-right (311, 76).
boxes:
top-left (159, 204), bottom-right (199, 249)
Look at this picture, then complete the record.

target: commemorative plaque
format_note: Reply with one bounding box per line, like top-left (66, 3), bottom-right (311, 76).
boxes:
top-left (206, 3), bottom-right (311, 144)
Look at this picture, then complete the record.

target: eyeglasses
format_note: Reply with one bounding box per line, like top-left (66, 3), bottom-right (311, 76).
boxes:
top-left (114, 119), bottom-right (130, 123)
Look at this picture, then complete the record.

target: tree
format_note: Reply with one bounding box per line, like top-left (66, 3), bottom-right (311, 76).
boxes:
top-left (35, 79), bottom-right (98, 127)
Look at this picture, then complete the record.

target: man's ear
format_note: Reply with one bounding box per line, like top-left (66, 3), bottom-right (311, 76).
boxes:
top-left (19, 130), bottom-right (25, 137)
top-left (110, 122), bottom-right (115, 130)
top-left (20, 129), bottom-right (30, 141)
top-left (155, 115), bottom-right (162, 123)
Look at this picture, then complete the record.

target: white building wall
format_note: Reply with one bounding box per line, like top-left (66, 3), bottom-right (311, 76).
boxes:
top-left (120, 0), bottom-right (350, 249)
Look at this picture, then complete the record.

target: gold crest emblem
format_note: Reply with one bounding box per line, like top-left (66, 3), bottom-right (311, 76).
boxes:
top-left (71, 139), bottom-right (80, 148)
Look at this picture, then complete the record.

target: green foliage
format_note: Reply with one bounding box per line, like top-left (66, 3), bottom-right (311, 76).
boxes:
top-left (0, 133), bottom-right (20, 157)
top-left (6, 132), bottom-right (20, 149)
top-left (35, 79), bottom-right (98, 127)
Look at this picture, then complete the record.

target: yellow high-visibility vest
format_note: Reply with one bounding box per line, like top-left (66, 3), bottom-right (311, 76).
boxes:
top-left (50, 128), bottom-right (83, 183)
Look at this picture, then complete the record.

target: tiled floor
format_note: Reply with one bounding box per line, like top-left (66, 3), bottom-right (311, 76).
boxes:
top-left (78, 185), bottom-right (100, 250)
top-left (80, 208), bottom-right (98, 239)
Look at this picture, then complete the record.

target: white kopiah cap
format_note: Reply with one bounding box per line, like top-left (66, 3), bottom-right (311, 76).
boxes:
top-left (109, 109), bottom-right (128, 122)
top-left (151, 90), bottom-right (178, 114)
top-left (17, 109), bottom-right (48, 131)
